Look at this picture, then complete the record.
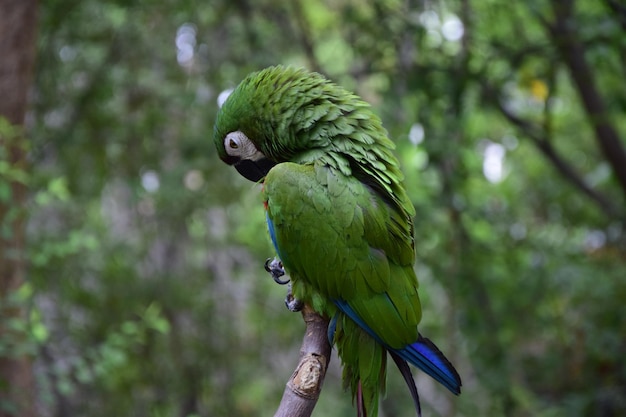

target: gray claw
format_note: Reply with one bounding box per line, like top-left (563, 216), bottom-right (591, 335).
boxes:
top-left (265, 257), bottom-right (289, 285)
top-left (285, 284), bottom-right (304, 312)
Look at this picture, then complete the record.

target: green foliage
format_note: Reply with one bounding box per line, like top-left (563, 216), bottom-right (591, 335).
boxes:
top-left (0, 283), bottom-right (42, 358)
top-left (26, 0), bottom-right (626, 416)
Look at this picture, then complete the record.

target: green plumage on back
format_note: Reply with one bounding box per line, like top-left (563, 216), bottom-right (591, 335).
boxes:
top-left (214, 66), bottom-right (461, 417)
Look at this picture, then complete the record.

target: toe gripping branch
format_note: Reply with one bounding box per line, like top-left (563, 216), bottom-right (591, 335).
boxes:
top-left (265, 257), bottom-right (303, 312)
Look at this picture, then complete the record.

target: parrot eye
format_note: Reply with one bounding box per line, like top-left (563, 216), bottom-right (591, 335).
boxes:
top-left (225, 132), bottom-right (245, 154)
top-left (224, 131), bottom-right (265, 162)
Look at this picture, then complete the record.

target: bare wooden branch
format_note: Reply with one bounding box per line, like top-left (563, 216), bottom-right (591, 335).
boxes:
top-left (274, 305), bottom-right (331, 417)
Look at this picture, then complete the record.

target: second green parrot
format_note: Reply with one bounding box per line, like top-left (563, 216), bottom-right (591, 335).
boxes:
top-left (214, 66), bottom-right (461, 417)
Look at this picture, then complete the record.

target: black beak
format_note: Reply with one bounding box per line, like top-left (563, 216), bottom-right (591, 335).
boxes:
top-left (234, 158), bottom-right (277, 182)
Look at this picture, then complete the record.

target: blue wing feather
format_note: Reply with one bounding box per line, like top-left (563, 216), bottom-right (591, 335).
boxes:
top-left (266, 213), bottom-right (285, 260)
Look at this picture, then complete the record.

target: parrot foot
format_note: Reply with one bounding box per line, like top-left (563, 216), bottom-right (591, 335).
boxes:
top-left (265, 257), bottom-right (290, 285)
top-left (265, 258), bottom-right (302, 312)
top-left (285, 284), bottom-right (304, 312)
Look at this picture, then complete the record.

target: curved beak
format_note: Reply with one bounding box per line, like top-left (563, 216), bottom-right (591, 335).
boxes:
top-left (234, 158), bottom-right (277, 182)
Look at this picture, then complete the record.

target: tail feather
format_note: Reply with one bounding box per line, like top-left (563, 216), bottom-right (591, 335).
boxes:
top-left (333, 299), bottom-right (462, 396)
top-left (357, 381), bottom-right (366, 417)
top-left (389, 351), bottom-right (421, 417)
top-left (393, 334), bottom-right (462, 395)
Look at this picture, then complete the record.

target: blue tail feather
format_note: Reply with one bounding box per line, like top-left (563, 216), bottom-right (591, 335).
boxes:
top-left (333, 299), bottom-right (462, 396)
top-left (395, 335), bottom-right (461, 395)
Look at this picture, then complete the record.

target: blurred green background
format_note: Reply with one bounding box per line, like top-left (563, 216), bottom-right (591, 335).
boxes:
top-left (2, 0), bottom-right (626, 416)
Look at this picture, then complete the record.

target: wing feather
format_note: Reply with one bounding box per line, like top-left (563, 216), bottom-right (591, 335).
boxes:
top-left (263, 161), bottom-right (420, 347)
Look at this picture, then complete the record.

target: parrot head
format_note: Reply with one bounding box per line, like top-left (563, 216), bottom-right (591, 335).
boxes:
top-left (217, 129), bottom-right (277, 182)
top-left (214, 65), bottom-right (386, 182)
top-left (214, 66), bottom-right (322, 182)
top-left (214, 65), bottom-right (408, 216)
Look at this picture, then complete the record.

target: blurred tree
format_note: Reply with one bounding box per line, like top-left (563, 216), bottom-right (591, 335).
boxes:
top-left (0, 1), bottom-right (39, 416)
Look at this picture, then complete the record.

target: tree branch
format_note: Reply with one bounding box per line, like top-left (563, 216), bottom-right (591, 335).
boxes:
top-left (483, 82), bottom-right (622, 219)
top-left (548, 0), bottom-right (626, 201)
top-left (274, 304), bottom-right (331, 417)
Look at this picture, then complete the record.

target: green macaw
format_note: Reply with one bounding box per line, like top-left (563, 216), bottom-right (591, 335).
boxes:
top-left (214, 66), bottom-right (461, 417)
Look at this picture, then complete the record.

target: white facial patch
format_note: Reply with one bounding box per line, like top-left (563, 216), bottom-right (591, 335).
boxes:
top-left (224, 131), bottom-right (265, 161)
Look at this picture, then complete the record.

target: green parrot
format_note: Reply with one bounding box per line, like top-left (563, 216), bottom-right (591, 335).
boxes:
top-left (214, 66), bottom-right (461, 417)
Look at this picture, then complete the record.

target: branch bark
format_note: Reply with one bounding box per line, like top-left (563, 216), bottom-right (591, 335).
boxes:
top-left (274, 304), bottom-right (331, 417)
top-left (0, 1), bottom-right (38, 416)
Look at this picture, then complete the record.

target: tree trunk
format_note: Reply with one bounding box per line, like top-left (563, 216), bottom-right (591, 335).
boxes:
top-left (0, 1), bottom-right (38, 416)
